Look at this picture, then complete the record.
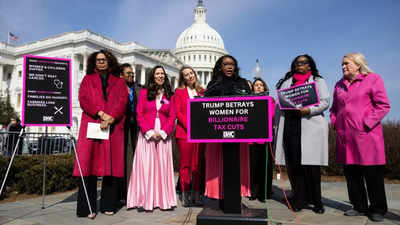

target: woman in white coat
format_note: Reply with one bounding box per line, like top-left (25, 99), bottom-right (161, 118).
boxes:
top-left (274, 54), bottom-right (330, 214)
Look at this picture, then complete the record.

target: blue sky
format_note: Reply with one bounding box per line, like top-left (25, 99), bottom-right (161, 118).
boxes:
top-left (1, 0), bottom-right (400, 119)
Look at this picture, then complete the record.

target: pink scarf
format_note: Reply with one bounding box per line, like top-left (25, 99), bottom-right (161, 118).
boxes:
top-left (293, 71), bottom-right (311, 86)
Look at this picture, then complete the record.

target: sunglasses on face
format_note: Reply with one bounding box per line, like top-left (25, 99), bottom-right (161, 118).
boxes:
top-left (295, 60), bottom-right (309, 66)
top-left (96, 58), bottom-right (107, 63)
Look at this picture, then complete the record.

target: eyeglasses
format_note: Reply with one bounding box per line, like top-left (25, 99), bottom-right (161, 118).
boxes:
top-left (126, 72), bottom-right (134, 76)
top-left (222, 62), bottom-right (235, 67)
top-left (96, 58), bottom-right (107, 63)
top-left (295, 60), bottom-right (309, 66)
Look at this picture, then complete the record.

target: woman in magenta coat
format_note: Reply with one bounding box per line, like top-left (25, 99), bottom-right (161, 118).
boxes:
top-left (73, 50), bottom-right (128, 218)
top-left (174, 66), bottom-right (205, 207)
top-left (126, 65), bottom-right (177, 212)
top-left (330, 53), bottom-right (390, 222)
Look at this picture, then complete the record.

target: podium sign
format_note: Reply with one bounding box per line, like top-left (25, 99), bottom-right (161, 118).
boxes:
top-left (276, 82), bottom-right (320, 110)
top-left (187, 96), bottom-right (273, 143)
top-left (22, 55), bottom-right (72, 126)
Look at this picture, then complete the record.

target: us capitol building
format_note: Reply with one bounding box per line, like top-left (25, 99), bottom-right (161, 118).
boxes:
top-left (0, 0), bottom-right (227, 135)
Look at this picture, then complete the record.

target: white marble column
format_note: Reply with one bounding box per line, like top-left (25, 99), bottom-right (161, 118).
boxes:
top-left (198, 71), bottom-right (202, 87)
top-left (131, 62), bottom-right (136, 74)
top-left (0, 64), bottom-right (3, 96)
top-left (82, 53), bottom-right (88, 81)
top-left (140, 66), bottom-right (146, 86)
top-left (72, 54), bottom-right (79, 106)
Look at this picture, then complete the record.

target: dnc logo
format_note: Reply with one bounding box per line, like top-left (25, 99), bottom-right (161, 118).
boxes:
top-left (223, 131), bottom-right (235, 138)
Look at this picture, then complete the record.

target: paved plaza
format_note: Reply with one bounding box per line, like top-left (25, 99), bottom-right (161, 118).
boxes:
top-left (0, 180), bottom-right (399, 225)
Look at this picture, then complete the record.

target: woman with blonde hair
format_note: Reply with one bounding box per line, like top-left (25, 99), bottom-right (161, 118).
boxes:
top-left (174, 66), bottom-right (205, 206)
top-left (330, 53), bottom-right (390, 222)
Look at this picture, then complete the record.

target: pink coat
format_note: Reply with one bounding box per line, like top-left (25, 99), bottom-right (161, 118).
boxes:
top-left (136, 88), bottom-right (176, 135)
top-left (174, 87), bottom-right (204, 140)
top-left (330, 73), bottom-right (390, 165)
top-left (73, 73), bottom-right (128, 177)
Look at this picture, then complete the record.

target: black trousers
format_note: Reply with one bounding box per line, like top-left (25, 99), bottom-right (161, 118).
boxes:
top-left (249, 143), bottom-right (273, 200)
top-left (119, 123), bottom-right (138, 201)
top-left (76, 176), bottom-right (120, 217)
top-left (343, 165), bottom-right (387, 215)
top-left (283, 111), bottom-right (322, 208)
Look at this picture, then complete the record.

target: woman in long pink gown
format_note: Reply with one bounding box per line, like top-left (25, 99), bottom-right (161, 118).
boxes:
top-left (126, 65), bottom-right (177, 211)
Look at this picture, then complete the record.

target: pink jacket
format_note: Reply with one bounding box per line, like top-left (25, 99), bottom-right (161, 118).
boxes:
top-left (174, 87), bottom-right (204, 140)
top-left (330, 73), bottom-right (390, 165)
top-left (73, 73), bottom-right (128, 177)
top-left (137, 88), bottom-right (176, 135)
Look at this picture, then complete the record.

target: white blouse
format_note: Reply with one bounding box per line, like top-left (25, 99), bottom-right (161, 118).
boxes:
top-left (144, 92), bottom-right (168, 140)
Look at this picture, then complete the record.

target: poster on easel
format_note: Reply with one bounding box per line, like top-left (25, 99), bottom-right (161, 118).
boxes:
top-left (22, 55), bottom-right (72, 126)
top-left (187, 95), bottom-right (273, 143)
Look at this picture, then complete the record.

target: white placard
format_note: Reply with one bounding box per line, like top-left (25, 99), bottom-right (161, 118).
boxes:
top-left (86, 122), bottom-right (109, 140)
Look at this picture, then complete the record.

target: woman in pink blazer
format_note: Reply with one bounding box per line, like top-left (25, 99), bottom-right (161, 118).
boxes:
top-left (330, 53), bottom-right (390, 222)
top-left (174, 66), bottom-right (205, 207)
top-left (126, 65), bottom-right (177, 212)
top-left (73, 50), bottom-right (128, 218)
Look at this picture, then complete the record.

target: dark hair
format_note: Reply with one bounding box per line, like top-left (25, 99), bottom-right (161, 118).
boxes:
top-left (276, 54), bottom-right (322, 89)
top-left (211, 55), bottom-right (240, 81)
top-left (252, 78), bottom-right (269, 95)
top-left (178, 66), bottom-right (203, 92)
top-left (119, 63), bottom-right (132, 75)
top-left (86, 49), bottom-right (120, 76)
top-left (10, 116), bottom-right (20, 123)
top-left (145, 65), bottom-right (173, 101)
top-left (247, 80), bottom-right (253, 92)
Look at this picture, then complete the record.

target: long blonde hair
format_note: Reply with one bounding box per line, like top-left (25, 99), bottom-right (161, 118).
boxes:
top-left (344, 53), bottom-right (374, 75)
top-left (178, 66), bottom-right (203, 92)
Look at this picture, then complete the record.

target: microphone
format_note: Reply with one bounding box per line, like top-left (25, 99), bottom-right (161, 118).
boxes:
top-left (204, 76), bottom-right (223, 96)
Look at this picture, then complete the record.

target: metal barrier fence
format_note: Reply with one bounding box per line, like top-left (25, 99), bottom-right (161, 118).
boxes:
top-left (0, 131), bottom-right (75, 156)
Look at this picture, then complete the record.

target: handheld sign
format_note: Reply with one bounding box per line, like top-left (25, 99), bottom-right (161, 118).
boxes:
top-left (276, 82), bottom-right (320, 110)
top-left (22, 55), bottom-right (72, 126)
top-left (187, 96), bottom-right (273, 143)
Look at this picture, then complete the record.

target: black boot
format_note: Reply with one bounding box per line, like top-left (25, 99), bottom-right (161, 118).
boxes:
top-left (182, 192), bottom-right (191, 207)
top-left (192, 191), bottom-right (203, 206)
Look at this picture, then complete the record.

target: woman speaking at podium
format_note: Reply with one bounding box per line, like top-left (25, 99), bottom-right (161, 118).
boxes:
top-left (203, 55), bottom-right (252, 209)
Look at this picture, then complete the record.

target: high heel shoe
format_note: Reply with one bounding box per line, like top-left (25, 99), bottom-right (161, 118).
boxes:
top-left (104, 211), bottom-right (114, 216)
top-left (87, 213), bottom-right (96, 219)
top-left (313, 206), bottom-right (325, 214)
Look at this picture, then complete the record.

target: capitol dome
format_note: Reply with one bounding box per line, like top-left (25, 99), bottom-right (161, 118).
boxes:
top-left (174, 0), bottom-right (228, 87)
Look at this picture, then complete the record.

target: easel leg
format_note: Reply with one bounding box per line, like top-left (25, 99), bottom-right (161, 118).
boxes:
top-left (0, 128), bottom-right (25, 197)
top-left (42, 127), bottom-right (47, 209)
top-left (67, 127), bottom-right (94, 218)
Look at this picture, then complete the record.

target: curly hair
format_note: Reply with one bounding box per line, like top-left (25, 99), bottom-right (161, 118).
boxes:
top-left (86, 49), bottom-right (120, 76)
top-left (145, 65), bottom-right (173, 101)
top-left (177, 66), bottom-right (203, 92)
top-left (211, 55), bottom-right (240, 82)
top-left (276, 54), bottom-right (322, 89)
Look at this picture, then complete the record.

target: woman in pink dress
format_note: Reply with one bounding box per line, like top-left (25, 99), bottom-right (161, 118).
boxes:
top-left (126, 65), bottom-right (177, 212)
top-left (174, 66), bottom-right (205, 207)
